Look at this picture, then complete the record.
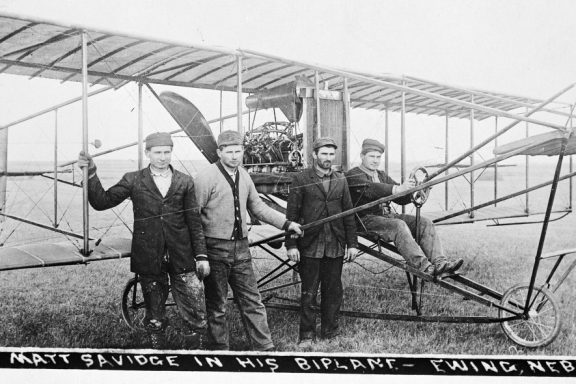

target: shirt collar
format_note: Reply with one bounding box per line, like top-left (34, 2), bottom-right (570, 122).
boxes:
top-left (219, 161), bottom-right (238, 178)
top-left (313, 163), bottom-right (333, 178)
top-left (150, 165), bottom-right (173, 178)
top-left (359, 164), bottom-right (378, 178)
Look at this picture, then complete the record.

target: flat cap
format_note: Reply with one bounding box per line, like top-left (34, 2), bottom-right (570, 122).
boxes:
top-left (312, 137), bottom-right (338, 150)
top-left (145, 132), bottom-right (174, 149)
top-left (361, 138), bottom-right (385, 154)
top-left (217, 130), bottom-right (244, 147)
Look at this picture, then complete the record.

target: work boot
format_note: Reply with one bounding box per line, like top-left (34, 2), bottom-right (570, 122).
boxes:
top-left (298, 338), bottom-right (313, 350)
top-left (423, 264), bottom-right (436, 276)
top-left (149, 332), bottom-right (166, 349)
top-left (184, 331), bottom-right (204, 350)
top-left (435, 258), bottom-right (463, 275)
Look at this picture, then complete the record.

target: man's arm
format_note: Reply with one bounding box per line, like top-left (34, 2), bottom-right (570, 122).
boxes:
top-left (285, 173), bottom-right (304, 262)
top-left (285, 173), bottom-right (304, 250)
top-left (246, 177), bottom-right (288, 230)
top-left (183, 178), bottom-right (208, 259)
top-left (346, 168), bottom-right (411, 206)
top-left (346, 168), bottom-right (394, 199)
top-left (78, 151), bottom-right (131, 210)
top-left (87, 173), bottom-right (132, 210)
top-left (339, 175), bottom-right (359, 261)
top-left (341, 176), bottom-right (358, 249)
top-left (193, 169), bottom-right (211, 210)
top-left (184, 177), bottom-right (210, 279)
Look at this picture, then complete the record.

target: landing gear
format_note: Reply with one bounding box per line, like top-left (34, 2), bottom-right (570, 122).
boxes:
top-left (499, 283), bottom-right (561, 348)
top-left (121, 277), bottom-right (146, 331)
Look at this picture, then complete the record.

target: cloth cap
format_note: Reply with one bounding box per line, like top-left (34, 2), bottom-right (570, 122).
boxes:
top-left (312, 137), bottom-right (338, 150)
top-left (361, 138), bottom-right (385, 154)
top-left (217, 130), bottom-right (244, 147)
top-left (145, 132), bottom-right (173, 149)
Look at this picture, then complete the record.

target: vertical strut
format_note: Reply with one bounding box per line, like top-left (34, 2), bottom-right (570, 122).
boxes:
top-left (401, 78), bottom-right (406, 214)
top-left (384, 106), bottom-right (389, 175)
top-left (53, 109), bottom-right (58, 227)
top-left (570, 105), bottom-right (574, 211)
top-left (343, 77), bottom-right (351, 170)
top-left (524, 135), bottom-right (569, 313)
top-left (137, 82), bottom-right (143, 170)
top-left (315, 71), bottom-right (321, 137)
top-left (444, 110), bottom-right (449, 210)
top-left (81, 31), bottom-right (90, 255)
top-left (525, 107), bottom-right (530, 214)
top-left (494, 116), bottom-right (498, 206)
top-left (469, 95), bottom-right (475, 218)
top-left (219, 90), bottom-right (224, 134)
top-left (237, 55), bottom-right (243, 135)
top-left (0, 115), bottom-right (7, 224)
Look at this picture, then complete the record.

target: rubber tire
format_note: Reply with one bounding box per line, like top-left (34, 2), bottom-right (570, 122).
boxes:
top-left (121, 277), bottom-right (146, 332)
top-left (499, 283), bottom-right (561, 348)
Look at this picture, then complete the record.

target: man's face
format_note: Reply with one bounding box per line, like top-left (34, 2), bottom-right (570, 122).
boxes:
top-left (145, 146), bottom-right (172, 171)
top-left (217, 144), bottom-right (244, 169)
top-left (312, 146), bottom-right (336, 170)
top-left (361, 150), bottom-right (383, 171)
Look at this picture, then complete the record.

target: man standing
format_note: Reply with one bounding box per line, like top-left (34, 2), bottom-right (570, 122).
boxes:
top-left (286, 137), bottom-right (358, 348)
top-left (78, 132), bottom-right (209, 349)
top-left (345, 138), bottom-right (463, 276)
top-left (194, 130), bottom-right (302, 351)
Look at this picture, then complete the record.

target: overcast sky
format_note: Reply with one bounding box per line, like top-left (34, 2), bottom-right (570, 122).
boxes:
top-left (0, 0), bottom-right (575, 164)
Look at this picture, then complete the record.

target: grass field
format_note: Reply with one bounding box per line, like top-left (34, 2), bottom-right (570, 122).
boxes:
top-left (0, 160), bottom-right (575, 356)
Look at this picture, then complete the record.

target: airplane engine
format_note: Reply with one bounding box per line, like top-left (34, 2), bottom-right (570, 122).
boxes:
top-left (243, 121), bottom-right (303, 173)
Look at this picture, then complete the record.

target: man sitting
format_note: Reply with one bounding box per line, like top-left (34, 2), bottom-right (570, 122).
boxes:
top-left (345, 138), bottom-right (463, 276)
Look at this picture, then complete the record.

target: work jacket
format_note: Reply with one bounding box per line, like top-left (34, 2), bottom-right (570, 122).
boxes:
top-left (345, 166), bottom-right (411, 219)
top-left (285, 168), bottom-right (357, 251)
top-left (87, 166), bottom-right (207, 275)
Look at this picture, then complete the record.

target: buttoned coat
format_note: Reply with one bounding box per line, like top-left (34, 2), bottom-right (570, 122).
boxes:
top-left (285, 168), bottom-right (357, 251)
top-left (87, 166), bottom-right (207, 275)
top-left (345, 166), bottom-right (411, 218)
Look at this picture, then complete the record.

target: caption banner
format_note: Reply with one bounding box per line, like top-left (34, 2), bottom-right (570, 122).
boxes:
top-left (1, 350), bottom-right (576, 377)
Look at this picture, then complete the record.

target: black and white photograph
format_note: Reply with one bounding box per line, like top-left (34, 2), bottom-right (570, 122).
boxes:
top-left (0, 0), bottom-right (574, 382)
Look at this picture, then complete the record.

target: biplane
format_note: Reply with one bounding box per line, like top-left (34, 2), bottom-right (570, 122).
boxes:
top-left (0, 12), bottom-right (575, 349)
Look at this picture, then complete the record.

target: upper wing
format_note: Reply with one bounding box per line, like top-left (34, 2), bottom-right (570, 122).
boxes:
top-left (0, 13), bottom-right (551, 120)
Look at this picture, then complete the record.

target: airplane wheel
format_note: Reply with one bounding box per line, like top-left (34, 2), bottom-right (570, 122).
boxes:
top-left (121, 277), bottom-right (146, 332)
top-left (499, 284), bottom-right (561, 348)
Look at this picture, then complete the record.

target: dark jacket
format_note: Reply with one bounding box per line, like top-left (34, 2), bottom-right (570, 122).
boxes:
top-left (285, 168), bottom-right (357, 251)
top-left (87, 166), bottom-right (207, 275)
top-left (345, 166), bottom-right (411, 218)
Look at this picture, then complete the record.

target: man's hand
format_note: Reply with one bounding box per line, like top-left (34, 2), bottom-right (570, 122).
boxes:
top-left (287, 247), bottom-right (300, 263)
top-left (345, 247), bottom-right (359, 262)
top-left (196, 259), bottom-right (210, 279)
top-left (78, 150), bottom-right (97, 177)
top-left (394, 178), bottom-right (416, 194)
top-left (287, 222), bottom-right (303, 238)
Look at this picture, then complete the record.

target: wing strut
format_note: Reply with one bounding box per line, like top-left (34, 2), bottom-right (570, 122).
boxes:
top-left (81, 31), bottom-right (90, 255)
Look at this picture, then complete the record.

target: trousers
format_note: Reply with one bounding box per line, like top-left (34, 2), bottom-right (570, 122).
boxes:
top-left (203, 237), bottom-right (274, 351)
top-left (140, 268), bottom-right (207, 335)
top-left (299, 255), bottom-right (343, 340)
top-left (360, 213), bottom-right (447, 271)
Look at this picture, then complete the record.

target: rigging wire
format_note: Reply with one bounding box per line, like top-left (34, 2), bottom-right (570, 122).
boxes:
top-left (0, 179), bottom-right (58, 245)
top-left (10, 178), bottom-right (55, 226)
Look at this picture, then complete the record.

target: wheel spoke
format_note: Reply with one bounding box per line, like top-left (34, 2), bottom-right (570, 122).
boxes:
top-left (530, 320), bottom-right (554, 330)
top-left (525, 320), bottom-right (539, 341)
top-left (499, 284), bottom-right (560, 347)
top-left (536, 306), bottom-right (554, 316)
top-left (508, 321), bottom-right (524, 329)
